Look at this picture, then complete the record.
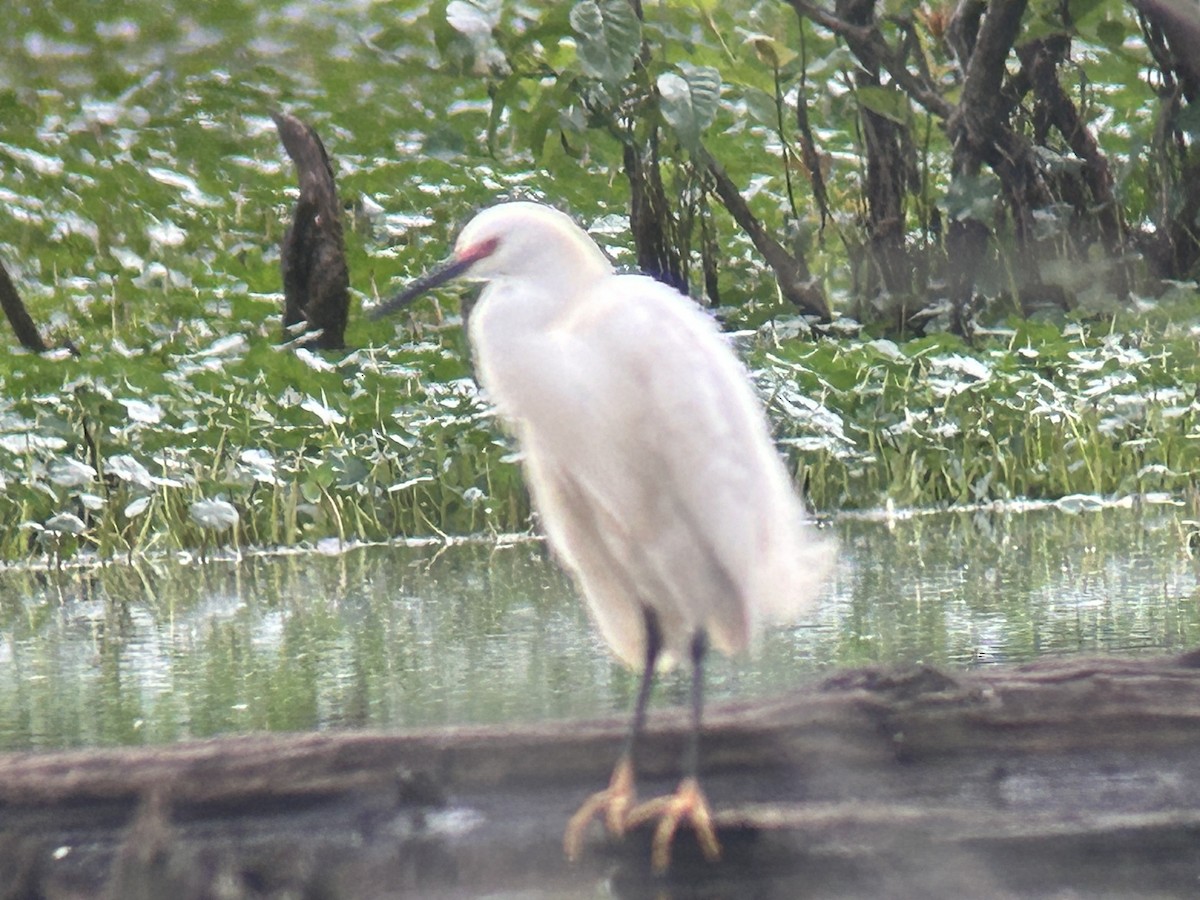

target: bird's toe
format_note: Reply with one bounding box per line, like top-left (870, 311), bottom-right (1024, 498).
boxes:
top-left (626, 776), bottom-right (721, 873)
top-left (563, 755), bottom-right (638, 861)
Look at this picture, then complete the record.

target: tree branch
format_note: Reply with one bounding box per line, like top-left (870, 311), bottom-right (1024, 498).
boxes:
top-left (0, 257), bottom-right (49, 354)
top-left (699, 148), bottom-right (830, 320)
top-left (787, 0), bottom-right (955, 120)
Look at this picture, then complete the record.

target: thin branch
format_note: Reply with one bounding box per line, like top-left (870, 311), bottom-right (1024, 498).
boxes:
top-left (699, 147), bottom-right (830, 320)
top-left (787, 0), bottom-right (954, 119)
top-left (0, 257), bottom-right (49, 353)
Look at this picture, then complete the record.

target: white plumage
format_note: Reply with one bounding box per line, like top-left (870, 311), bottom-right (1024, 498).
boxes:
top-left (375, 199), bottom-right (834, 871)
top-left (460, 202), bottom-right (833, 665)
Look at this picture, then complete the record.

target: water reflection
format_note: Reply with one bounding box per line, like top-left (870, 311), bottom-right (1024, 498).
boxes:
top-left (0, 502), bottom-right (1197, 750)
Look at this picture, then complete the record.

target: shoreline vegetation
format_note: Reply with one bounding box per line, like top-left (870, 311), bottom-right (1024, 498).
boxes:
top-left (1, 1), bottom-right (1198, 563)
top-left (1, 299), bottom-right (1198, 564)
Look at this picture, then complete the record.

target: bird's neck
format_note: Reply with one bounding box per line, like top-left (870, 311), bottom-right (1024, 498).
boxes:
top-left (467, 273), bottom-right (596, 416)
top-left (470, 278), bottom-right (564, 346)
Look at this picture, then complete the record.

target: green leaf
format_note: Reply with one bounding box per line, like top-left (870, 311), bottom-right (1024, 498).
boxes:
top-left (438, 0), bottom-right (504, 74)
top-left (1067, 0), bottom-right (1108, 25)
top-left (742, 87), bottom-right (779, 129)
top-left (741, 32), bottom-right (798, 69)
top-left (657, 62), bottom-right (721, 152)
top-left (559, 103), bottom-right (587, 135)
top-left (1177, 104), bottom-right (1200, 140)
top-left (446, 0), bottom-right (500, 36)
top-left (1092, 17), bottom-right (1128, 48)
top-left (331, 454), bottom-right (370, 487)
top-left (1021, 13), bottom-right (1068, 44)
top-left (855, 85), bottom-right (908, 124)
top-left (946, 172), bottom-right (1002, 222)
top-left (189, 498), bottom-right (239, 532)
top-left (570, 0), bottom-right (641, 85)
top-left (45, 512), bottom-right (87, 535)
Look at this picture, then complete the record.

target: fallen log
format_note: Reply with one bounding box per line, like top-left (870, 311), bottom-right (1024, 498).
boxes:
top-left (3, 654), bottom-right (1200, 898)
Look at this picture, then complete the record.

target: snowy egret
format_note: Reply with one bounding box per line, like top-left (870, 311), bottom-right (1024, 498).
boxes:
top-left (373, 201), bottom-right (833, 871)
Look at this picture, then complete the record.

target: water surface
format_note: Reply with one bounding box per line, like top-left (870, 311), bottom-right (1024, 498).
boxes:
top-left (2, 500), bottom-right (1197, 750)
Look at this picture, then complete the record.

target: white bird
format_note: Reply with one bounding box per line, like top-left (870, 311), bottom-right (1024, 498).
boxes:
top-left (374, 200), bottom-right (834, 871)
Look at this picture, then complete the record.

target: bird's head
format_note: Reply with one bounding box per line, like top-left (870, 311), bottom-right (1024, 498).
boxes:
top-left (372, 201), bottom-right (611, 320)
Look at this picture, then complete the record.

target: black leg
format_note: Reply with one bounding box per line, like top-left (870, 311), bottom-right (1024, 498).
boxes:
top-left (621, 626), bottom-right (721, 872)
top-left (621, 605), bottom-right (663, 763)
top-left (682, 629), bottom-right (708, 781)
top-left (564, 606), bottom-right (664, 860)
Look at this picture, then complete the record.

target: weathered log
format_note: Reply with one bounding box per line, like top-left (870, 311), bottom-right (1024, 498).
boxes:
top-left (3, 655), bottom-right (1200, 898)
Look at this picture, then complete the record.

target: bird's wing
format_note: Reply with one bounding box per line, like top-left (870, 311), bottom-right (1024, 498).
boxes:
top-left (506, 274), bottom-right (833, 663)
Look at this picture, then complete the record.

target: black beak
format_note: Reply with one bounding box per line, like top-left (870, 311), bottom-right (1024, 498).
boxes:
top-left (372, 236), bottom-right (499, 321)
top-left (370, 252), bottom-right (478, 320)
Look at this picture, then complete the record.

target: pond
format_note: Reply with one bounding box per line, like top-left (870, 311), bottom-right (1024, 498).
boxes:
top-left (2, 499), bottom-right (1197, 751)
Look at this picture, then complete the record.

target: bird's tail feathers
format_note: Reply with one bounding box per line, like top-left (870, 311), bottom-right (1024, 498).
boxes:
top-left (753, 518), bottom-right (837, 628)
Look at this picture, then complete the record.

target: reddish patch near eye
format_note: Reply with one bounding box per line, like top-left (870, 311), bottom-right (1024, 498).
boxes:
top-left (462, 236), bottom-right (500, 264)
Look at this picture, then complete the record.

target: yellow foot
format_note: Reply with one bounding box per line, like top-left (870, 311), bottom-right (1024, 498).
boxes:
top-left (625, 776), bottom-right (721, 873)
top-left (563, 755), bottom-right (637, 862)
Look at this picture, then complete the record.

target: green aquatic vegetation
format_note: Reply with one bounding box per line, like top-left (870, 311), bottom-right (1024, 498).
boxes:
top-left (2, 296), bottom-right (1200, 562)
top-left (1, 1), bottom-right (1199, 562)
top-left (0, 324), bottom-right (531, 561)
top-left (765, 310), bottom-right (1200, 510)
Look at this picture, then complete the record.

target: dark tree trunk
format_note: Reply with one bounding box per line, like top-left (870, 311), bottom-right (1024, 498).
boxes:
top-left (623, 135), bottom-right (687, 294)
top-left (702, 149), bottom-right (830, 320)
top-left (943, 0), bottom-right (1066, 323)
top-left (782, 0), bottom-right (1180, 326)
top-left (1134, 0), bottom-right (1200, 96)
top-left (1132, 0), bottom-right (1200, 279)
top-left (1019, 36), bottom-right (1132, 299)
top-left (836, 0), bottom-right (913, 311)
